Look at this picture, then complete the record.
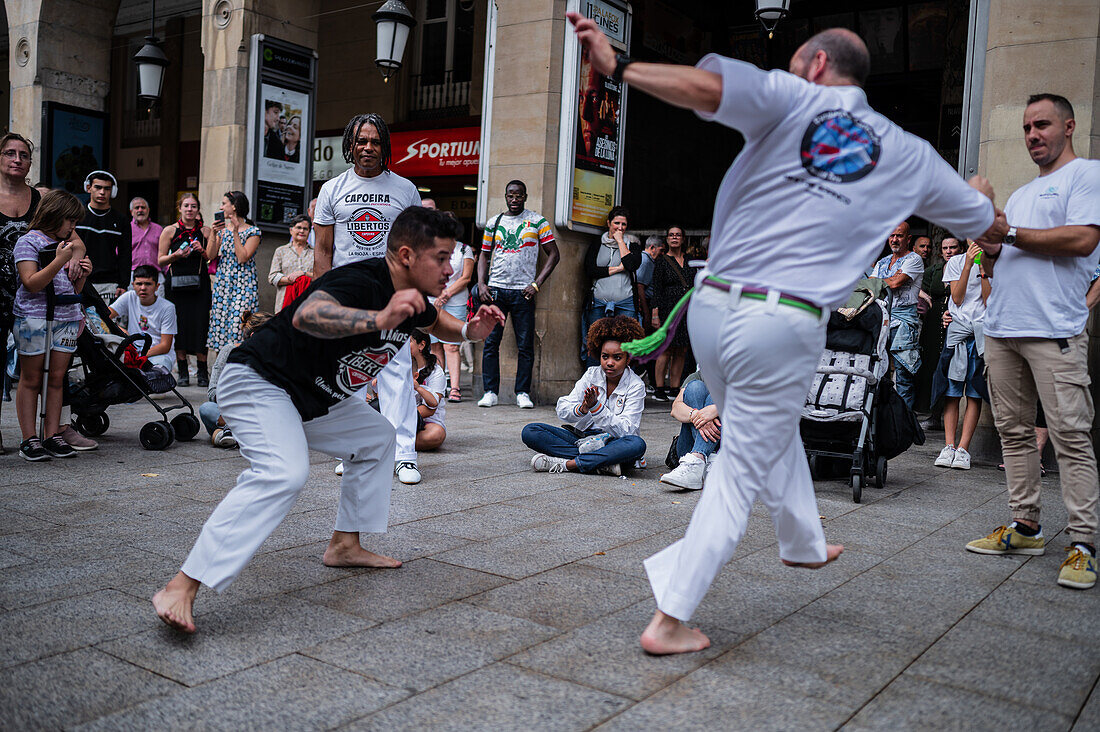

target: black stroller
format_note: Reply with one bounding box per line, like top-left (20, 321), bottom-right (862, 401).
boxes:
top-left (65, 284), bottom-right (200, 450)
top-left (800, 288), bottom-right (891, 502)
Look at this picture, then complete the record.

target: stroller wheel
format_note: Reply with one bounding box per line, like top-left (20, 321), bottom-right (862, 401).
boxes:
top-left (851, 473), bottom-right (863, 503)
top-left (140, 421), bottom-right (174, 451)
top-left (874, 456), bottom-right (888, 489)
top-left (171, 414), bottom-right (201, 442)
top-left (807, 455), bottom-right (819, 480)
top-left (76, 412), bottom-right (110, 437)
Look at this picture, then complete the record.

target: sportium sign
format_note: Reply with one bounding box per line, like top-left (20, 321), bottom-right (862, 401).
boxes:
top-left (389, 127), bottom-right (481, 178)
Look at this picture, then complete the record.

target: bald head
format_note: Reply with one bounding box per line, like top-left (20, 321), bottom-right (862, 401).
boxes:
top-left (791, 28), bottom-right (870, 86)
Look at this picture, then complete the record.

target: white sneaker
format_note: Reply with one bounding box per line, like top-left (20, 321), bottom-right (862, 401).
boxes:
top-left (634, 457), bottom-right (647, 469)
top-left (934, 445), bottom-right (956, 468)
top-left (531, 453), bottom-right (569, 473)
top-left (212, 427), bottom-right (237, 448)
top-left (478, 392), bottom-right (498, 408)
top-left (396, 461), bottom-right (422, 484)
top-left (596, 462), bottom-right (622, 477)
top-left (334, 460), bottom-right (344, 476)
top-left (660, 453), bottom-right (706, 490)
top-left (951, 447), bottom-right (971, 470)
top-left (516, 392), bottom-right (535, 409)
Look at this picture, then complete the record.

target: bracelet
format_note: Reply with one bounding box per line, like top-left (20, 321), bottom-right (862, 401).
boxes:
top-left (530, 282), bottom-right (539, 292)
top-left (461, 321), bottom-right (477, 342)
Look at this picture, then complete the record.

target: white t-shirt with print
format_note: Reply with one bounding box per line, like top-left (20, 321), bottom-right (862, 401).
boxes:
top-left (693, 55), bottom-right (994, 308)
top-left (942, 253), bottom-right (985, 326)
top-left (872, 251), bottom-right (924, 309)
top-left (417, 363), bottom-right (447, 426)
top-left (315, 168), bottom-right (421, 267)
top-left (480, 209), bottom-right (555, 290)
top-left (984, 157), bottom-right (1100, 339)
top-left (447, 241), bottom-right (475, 301)
top-left (112, 290), bottom-right (177, 342)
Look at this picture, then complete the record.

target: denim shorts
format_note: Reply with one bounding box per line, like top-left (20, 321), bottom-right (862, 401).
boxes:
top-left (14, 316), bottom-right (81, 355)
top-left (431, 299), bottom-right (469, 345)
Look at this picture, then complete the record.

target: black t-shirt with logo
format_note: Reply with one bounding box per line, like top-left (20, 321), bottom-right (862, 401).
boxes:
top-left (229, 258), bottom-right (437, 420)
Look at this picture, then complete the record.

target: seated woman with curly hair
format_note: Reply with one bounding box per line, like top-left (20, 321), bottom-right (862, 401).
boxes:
top-left (522, 315), bottom-right (647, 476)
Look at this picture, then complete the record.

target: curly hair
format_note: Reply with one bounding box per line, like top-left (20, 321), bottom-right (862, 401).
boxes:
top-left (586, 315), bottom-right (645, 360)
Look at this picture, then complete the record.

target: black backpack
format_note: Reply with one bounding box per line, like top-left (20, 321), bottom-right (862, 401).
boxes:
top-left (875, 383), bottom-right (925, 459)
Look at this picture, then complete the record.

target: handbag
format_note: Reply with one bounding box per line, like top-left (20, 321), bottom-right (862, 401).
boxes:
top-left (665, 435), bottom-right (680, 469)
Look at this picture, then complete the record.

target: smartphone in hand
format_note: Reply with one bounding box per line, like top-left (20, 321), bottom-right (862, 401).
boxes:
top-left (214, 211), bottom-right (225, 223)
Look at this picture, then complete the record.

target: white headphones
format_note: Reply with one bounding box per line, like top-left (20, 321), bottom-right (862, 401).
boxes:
top-left (84, 170), bottom-right (118, 199)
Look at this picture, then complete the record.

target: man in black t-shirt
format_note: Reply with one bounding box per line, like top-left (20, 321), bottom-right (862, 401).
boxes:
top-left (152, 207), bottom-right (505, 634)
top-left (75, 170), bottom-right (130, 304)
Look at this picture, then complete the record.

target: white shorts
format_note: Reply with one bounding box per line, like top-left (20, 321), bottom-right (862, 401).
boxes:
top-left (14, 317), bottom-right (81, 355)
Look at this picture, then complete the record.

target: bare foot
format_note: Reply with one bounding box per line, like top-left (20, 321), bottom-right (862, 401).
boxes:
top-left (152, 572), bottom-right (200, 633)
top-left (640, 610), bottom-right (711, 655)
top-left (781, 543), bottom-right (844, 569)
top-left (323, 544), bottom-right (402, 568)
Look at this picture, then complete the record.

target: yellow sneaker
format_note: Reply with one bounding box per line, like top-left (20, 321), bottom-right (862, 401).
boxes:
top-left (965, 525), bottom-right (1045, 556)
top-left (1057, 546), bottom-right (1097, 590)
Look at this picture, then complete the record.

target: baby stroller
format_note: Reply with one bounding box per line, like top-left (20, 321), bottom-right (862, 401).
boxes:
top-left (65, 285), bottom-right (200, 450)
top-left (800, 287), bottom-right (890, 502)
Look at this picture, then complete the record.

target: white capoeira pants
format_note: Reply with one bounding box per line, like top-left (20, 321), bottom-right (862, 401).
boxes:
top-left (644, 282), bottom-right (829, 622)
top-left (181, 363), bottom-right (397, 593)
top-left (375, 341), bottom-right (418, 463)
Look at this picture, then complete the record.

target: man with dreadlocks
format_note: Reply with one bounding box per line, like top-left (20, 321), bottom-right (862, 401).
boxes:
top-left (569, 13), bottom-right (1008, 655)
top-left (314, 113), bottom-right (424, 484)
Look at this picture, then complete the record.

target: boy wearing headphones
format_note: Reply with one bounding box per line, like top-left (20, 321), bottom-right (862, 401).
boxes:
top-left (75, 170), bottom-right (130, 304)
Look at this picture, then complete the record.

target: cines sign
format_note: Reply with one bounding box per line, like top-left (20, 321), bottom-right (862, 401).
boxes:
top-left (583, 0), bottom-right (627, 47)
top-left (390, 127), bottom-right (481, 178)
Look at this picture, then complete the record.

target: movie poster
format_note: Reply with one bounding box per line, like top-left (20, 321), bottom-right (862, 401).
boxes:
top-left (572, 46), bottom-right (622, 227)
top-left (256, 83), bottom-right (310, 224)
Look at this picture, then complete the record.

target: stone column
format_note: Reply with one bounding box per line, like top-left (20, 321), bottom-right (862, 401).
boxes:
top-left (6, 0), bottom-right (118, 183)
top-left (480, 0), bottom-right (588, 403)
top-left (976, 0), bottom-right (1100, 463)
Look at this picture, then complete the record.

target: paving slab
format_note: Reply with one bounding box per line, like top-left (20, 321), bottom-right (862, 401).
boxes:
top-left (0, 647), bottom-right (182, 729)
top-left (74, 654), bottom-right (408, 731)
top-left (348, 662), bottom-right (631, 731)
top-left (304, 603), bottom-right (558, 693)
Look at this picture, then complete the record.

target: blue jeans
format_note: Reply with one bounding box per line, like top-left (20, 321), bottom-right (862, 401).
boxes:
top-left (521, 423), bottom-right (646, 473)
top-left (482, 287), bottom-right (534, 395)
top-left (582, 297), bottom-right (637, 366)
top-left (893, 364), bottom-right (916, 410)
top-left (676, 379), bottom-right (719, 459)
top-left (199, 401), bottom-right (221, 435)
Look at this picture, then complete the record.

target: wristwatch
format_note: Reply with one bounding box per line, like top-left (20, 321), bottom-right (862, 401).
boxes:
top-left (1004, 226), bottom-right (1017, 246)
top-left (612, 53), bottom-right (632, 82)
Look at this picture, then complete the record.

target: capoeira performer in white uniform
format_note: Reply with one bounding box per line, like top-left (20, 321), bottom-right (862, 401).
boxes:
top-left (569, 13), bottom-right (1009, 654)
top-left (152, 207), bottom-right (505, 632)
top-left (313, 113), bottom-right (425, 484)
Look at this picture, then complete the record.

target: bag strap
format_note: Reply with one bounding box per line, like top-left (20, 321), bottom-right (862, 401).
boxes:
top-left (667, 255), bottom-right (690, 289)
top-left (480, 212), bottom-right (506, 291)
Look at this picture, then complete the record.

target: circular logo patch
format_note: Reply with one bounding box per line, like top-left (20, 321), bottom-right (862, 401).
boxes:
top-left (800, 110), bottom-right (881, 184)
top-left (347, 207), bottom-right (389, 248)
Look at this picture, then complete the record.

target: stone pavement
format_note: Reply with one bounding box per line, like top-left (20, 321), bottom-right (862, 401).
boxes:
top-left (0, 384), bottom-right (1097, 730)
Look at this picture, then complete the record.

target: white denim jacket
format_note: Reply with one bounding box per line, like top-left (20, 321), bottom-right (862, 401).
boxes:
top-left (555, 366), bottom-right (646, 438)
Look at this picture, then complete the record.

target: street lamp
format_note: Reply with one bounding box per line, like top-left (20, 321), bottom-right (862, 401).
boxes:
top-left (372, 0), bottom-right (416, 82)
top-left (755, 0), bottom-right (791, 39)
top-left (133, 0), bottom-right (169, 102)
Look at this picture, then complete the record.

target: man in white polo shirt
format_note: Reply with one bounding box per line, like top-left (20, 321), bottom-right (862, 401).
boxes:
top-left (569, 13), bottom-right (1006, 655)
top-left (313, 113), bottom-right (424, 485)
top-left (967, 93), bottom-right (1100, 591)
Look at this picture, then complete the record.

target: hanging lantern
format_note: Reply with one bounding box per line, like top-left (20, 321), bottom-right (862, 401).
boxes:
top-left (134, 35), bottom-right (169, 102)
top-left (755, 0), bottom-right (791, 39)
top-left (372, 0), bottom-right (417, 82)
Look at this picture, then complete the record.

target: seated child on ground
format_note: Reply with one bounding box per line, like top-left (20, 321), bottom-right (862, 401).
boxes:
top-left (522, 315), bottom-right (647, 476)
top-left (659, 369), bottom-right (720, 491)
top-left (410, 329), bottom-right (447, 450)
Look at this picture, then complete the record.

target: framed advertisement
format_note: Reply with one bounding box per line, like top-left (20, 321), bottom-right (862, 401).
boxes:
top-left (40, 102), bottom-right (109, 199)
top-left (556, 0), bottom-right (632, 234)
top-left (245, 36), bottom-right (317, 231)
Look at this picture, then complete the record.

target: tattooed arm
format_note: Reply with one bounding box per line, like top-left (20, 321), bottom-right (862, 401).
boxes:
top-left (292, 289), bottom-right (426, 339)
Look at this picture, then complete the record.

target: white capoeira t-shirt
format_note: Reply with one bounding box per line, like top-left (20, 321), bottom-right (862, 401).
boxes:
top-left (984, 157), bottom-right (1100, 339)
top-left (694, 55), bottom-right (995, 308)
top-left (314, 168), bottom-right (421, 267)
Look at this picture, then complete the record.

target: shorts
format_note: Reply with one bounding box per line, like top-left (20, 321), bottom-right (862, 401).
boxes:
top-left (14, 316), bottom-right (81, 355)
top-left (431, 299), bottom-right (469, 345)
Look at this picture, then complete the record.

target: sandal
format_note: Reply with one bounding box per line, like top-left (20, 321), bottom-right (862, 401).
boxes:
top-left (447, 388), bottom-right (461, 403)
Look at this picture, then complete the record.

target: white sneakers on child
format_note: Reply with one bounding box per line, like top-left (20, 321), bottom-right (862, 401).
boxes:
top-left (531, 453), bottom-right (569, 473)
top-left (659, 453), bottom-right (706, 491)
top-left (951, 447), bottom-right (971, 470)
top-left (934, 445), bottom-right (956, 468)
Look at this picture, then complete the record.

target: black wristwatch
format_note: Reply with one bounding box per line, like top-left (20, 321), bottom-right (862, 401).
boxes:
top-left (612, 53), bottom-right (632, 82)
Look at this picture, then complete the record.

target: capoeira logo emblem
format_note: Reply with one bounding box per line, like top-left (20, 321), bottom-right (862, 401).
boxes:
top-left (800, 110), bottom-right (881, 184)
top-left (335, 342), bottom-right (401, 395)
top-left (347, 207), bottom-right (389, 249)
